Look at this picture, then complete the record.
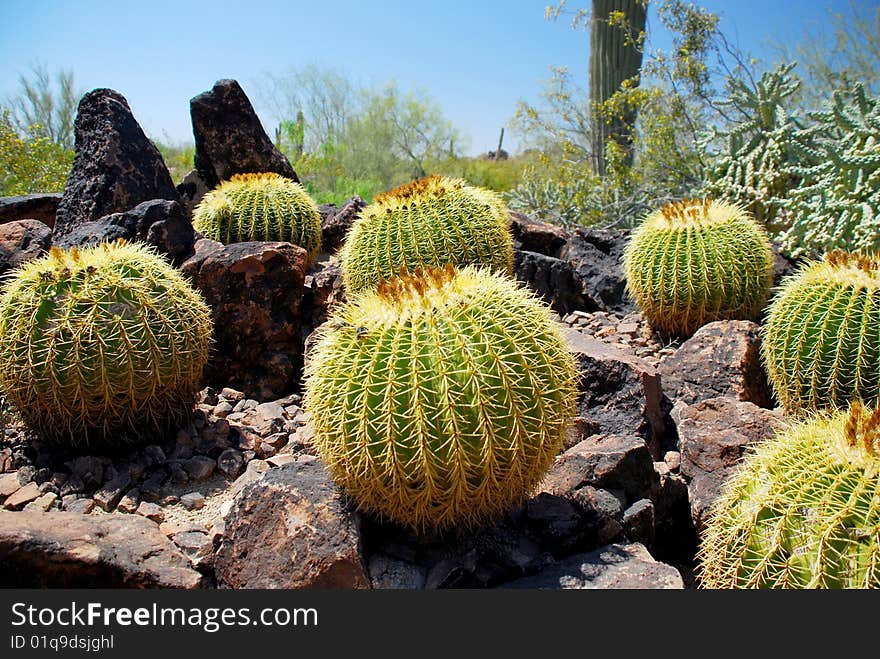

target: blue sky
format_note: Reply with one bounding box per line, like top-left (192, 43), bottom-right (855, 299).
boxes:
top-left (0, 0), bottom-right (866, 155)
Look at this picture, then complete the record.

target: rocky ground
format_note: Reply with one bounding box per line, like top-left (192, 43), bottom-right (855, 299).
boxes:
top-left (0, 77), bottom-right (797, 589)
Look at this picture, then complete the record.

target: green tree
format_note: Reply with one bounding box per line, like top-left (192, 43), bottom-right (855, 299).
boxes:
top-left (5, 63), bottom-right (79, 150)
top-left (0, 108), bottom-right (73, 195)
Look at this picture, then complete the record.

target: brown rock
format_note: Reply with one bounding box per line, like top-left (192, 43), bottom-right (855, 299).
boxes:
top-left (0, 511), bottom-right (203, 588)
top-left (509, 211), bottom-right (570, 257)
top-left (182, 240), bottom-right (309, 399)
top-left (541, 434), bottom-right (656, 506)
top-left (673, 397), bottom-right (785, 531)
top-left (0, 219), bottom-right (52, 275)
top-left (190, 79), bottom-right (298, 190)
top-left (215, 458), bottom-right (368, 589)
top-left (564, 326), bottom-right (665, 457)
top-left (3, 482), bottom-right (41, 510)
top-left (0, 472), bottom-right (21, 498)
top-left (502, 542), bottom-right (683, 589)
top-left (659, 320), bottom-right (772, 407)
top-left (320, 196), bottom-right (365, 254)
top-left (136, 501), bottom-right (165, 524)
top-left (0, 193), bottom-right (60, 228)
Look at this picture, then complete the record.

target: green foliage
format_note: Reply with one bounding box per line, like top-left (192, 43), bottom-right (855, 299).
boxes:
top-left (774, 82), bottom-right (880, 258)
top-left (193, 172), bottom-right (322, 263)
top-left (339, 176), bottom-right (513, 293)
top-left (5, 63), bottom-right (78, 150)
top-left (702, 63), bottom-right (803, 224)
top-left (0, 108), bottom-right (72, 195)
top-left (0, 241), bottom-right (212, 446)
top-left (699, 402), bottom-right (880, 589)
top-left (762, 251), bottom-right (880, 412)
top-left (510, 0), bottom-right (718, 229)
top-left (623, 199), bottom-right (773, 337)
top-left (304, 265), bottom-right (579, 531)
top-left (154, 139), bottom-right (194, 184)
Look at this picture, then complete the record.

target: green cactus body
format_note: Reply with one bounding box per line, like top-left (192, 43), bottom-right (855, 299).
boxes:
top-left (193, 172), bottom-right (322, 263)
top-left (304, 265), bottom-right (578, 531)
top-left (339, 175), bottom-right (514, 293)
top-left (623, 199), bottom-right (774, 337)
top-left (0, 241), bottom-right (212, 446)
top-left (699, 402), bottom-right (880, 589)
top-left (763, 251), bottom-right (880, 411)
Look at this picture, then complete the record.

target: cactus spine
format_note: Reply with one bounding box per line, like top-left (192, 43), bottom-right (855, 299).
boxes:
top-left (763, 251), bottom-right (880, 411)
top-left (623, 199), bottom-right (774, 337)
top-left (0, 241), bottom-right (212, 445)
top-left (339, 176), bottom-right (514, 293)
top-left (304, 265), bottom-right (578, 531)
top-left (193, 172), bottom-right (322, 262)
top-left (699, 402), bottom-right (880, 589)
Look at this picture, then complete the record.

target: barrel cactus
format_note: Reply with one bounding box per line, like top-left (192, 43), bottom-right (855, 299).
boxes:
top-left (193, 172), bottom-right (322, 263)
top-left (623, 198), bottom-right (774, 336)
top-left (699, 401), bottom-right (880, 588)
top-left (0, 241), bottom-right (212, 446)
top-left (304, 265), bottom-right (578, 531)
top-left (339, 175), bottom-right (514, 293)
top-left (763, 251), bottom-right (880, 411)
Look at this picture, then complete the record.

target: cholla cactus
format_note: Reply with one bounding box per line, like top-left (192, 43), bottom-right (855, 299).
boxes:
top-left (304, 265), bottom-right (578, 531)
top-left (0, 241), bottom-right (212, 445)
top-left (340, 176), bottom-right (513, 293)
top-left (703, 63), bottom-right (802, 225)
top-left (193, 172), bottom-right (322, 262)
top-left (775, 82), bottom-right (880, 258)
top-left (763, 250), bottom-right (880, 411)
top-left (623, 198), bottom-right (774, 336)
top-left (699, 401), bottom-right (880, 589)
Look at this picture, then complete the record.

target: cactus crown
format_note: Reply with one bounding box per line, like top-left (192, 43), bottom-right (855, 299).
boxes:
top-left (192, 172), bottom-right (322, 262)
top-left (0, 240), bottom-right (212, 445)
top-left (762, 250), bottom-right (880, 411)
top-left (340, 175), bottom-right (514, 293)
top-left (623, 198), bottom-right (774, 337)
top-left (699, 403), bottom-right (880, 588)
top-left (305, 264), bottom-right (578, 531)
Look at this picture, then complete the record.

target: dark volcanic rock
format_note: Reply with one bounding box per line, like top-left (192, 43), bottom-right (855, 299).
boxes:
top-left (320, 195), bottom-right (365, 254)
top-left (182, 239), bottom-right (309, 399)
top-left (564, 326), bottom-right (665, 456)
top-left (215, 458), bottom-right (369, 589)
top-left (509, 211), bottom-right (569, 257)
top-left (176, 169), bottom-right (210, 218)
top-left (659, 320), bottom-right (772, 408)
top-left (559, 227), bottom-right (633, 313)
top-left (0, 511), bottom-right (204, 588)
top-left (541, 434), bottom-right (656, 506)
top-left (514, 250), bottom-right (587, 315)
top-left (190, 79), bottom-right (298, 190)
top-left (673, 397), bottom-right (785, 532)
top-left (54, 89), bottom-right (179, 239)
top-left (53, 199), bottom-right (195, 265)
top-left (0, 193), bottom-right (61, 229)
top-left (0, 219), bottom-right (52, 275)
top-left (501, 542), bottom-right (683, 589)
